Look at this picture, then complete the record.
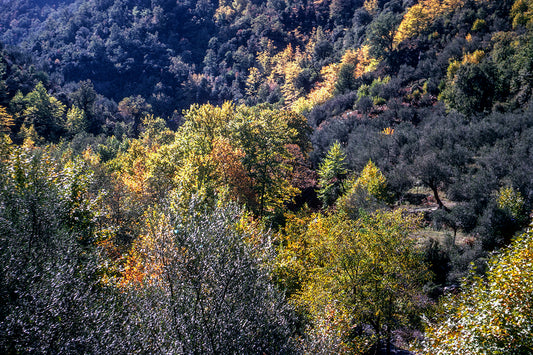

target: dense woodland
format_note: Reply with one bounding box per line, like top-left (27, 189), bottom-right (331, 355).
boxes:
top-left (1, 0), bottom-right (533, 353)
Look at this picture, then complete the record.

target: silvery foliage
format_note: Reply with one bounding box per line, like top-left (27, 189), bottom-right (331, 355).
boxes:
top-left (0, 149), bottom-right (297, 353)
top-left (124, 197), bottom-right (298, 354)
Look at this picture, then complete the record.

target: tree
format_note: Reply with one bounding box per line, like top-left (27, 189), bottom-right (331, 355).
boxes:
top-left (415, 152), bottom-right (452, 210)
top-left (318, 141), bottom-right (348, 207)
top-left (420, 225), bottom-right (533, 354)
top-left (329, 0), bottom-right (355, 26)
top-left (352, 159), bottom-right (388, 201)
top-left (232, 105), bottom-right (301, 217)
top-left (117, 95), bottom-right (152, 136)
top-left (511, 0), bottom-right (533, 29)
top-left (120, 201), bottom-right (298, 353)
top-left (334, 63), bottom-right (357, 94)
top-left (276, 209), bottom-right (430, 353)
top-left (440, 60), bottom-right (498, 116)
top-left (70, 80), bottom-right (99, 134)
top-left (366, 12), bottom-right (401, 61)
top-left (0, 105), bottom-right (14, 133)
top-left (19, 82), bottom-right (66, 142)
top-left (338, 159), bottom-right (389, 216)
top-left (65, 105), bottom-right (88, 136)
top-left (497, 185), bottom-right (527, 224)
top-left (0, 146), bottom-right (130, 353)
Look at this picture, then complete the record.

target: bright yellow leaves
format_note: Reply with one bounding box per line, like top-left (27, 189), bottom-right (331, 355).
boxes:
top-left (382, 126), bottom-right (394, 135)
top-left (245, 66), bottom-right (262, 97)
top-left (255, 43), bottom-right (312, 106)
top-left (394, 0), bottom-right (487, 45)
top-left (364, 0), bottom-right (379, 15)
top-left (0, 105), bottom-right (14, 133)
top-left (462, 49), bottom-right (486, 64)
top-left (252, 28), bottom-right (383, 115)
top-left (353, 160), bottom-right (388, 201)
top-left (420, 225), bottom-right (533, 354)
top-left (446, 50), bottom-right (485, 82)
top-left (0, 105), bottom-right (14, 153)
top-left (498, 186), bottom-right (526, 222)
top-left (65, 106), bottom-right (87, 135)
top-left (292, 62), bottom-right (339, 113)
top-left (345, 45), bottom-right (380, 78)
top-left (337, 160), bottom-right (389, 216)
top-left (394, 1), bottom-right (439, 45)
top-left (291, 45), bottom-right (378, 114)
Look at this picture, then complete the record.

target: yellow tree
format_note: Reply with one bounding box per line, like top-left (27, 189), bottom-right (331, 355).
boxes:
top-left (65, 105), bottom-right (87, 136)
top-left (351, 160), bottom-right (388, 200)
top-left (394, 1), bottom-right (438, 45)
top-left (338, 160), bottom-right (389, 216)
top-left (421, 225), bottom-right (533, 354)
top-left (317, 141), bottom-right (348, 207)
top-left (0, 105), bottom-right (14, 133)
top-left (276, 209), bottom-right (430, 353)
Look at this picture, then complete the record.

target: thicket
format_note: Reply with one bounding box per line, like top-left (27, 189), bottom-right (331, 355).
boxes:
top-left (1, 0), bottom-right (533, 353)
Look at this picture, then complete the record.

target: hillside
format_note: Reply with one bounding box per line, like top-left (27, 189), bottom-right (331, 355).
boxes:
top-left (1, 0), bottom-right (533, 353)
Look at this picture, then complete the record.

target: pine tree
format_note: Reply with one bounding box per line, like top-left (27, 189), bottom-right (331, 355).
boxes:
top-left (318, 141), bottom-right (348, 207)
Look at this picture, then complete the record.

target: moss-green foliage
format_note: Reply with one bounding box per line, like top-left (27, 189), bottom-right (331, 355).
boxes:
top-left (275, 209), bottom-right (430, 353)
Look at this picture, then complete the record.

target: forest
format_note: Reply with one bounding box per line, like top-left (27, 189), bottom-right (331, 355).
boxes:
top-left (1, 0), bottom-right (533, 353)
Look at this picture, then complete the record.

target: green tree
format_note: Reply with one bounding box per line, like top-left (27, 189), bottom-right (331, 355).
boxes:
top-left (232, 105), bottom-right (301, 217)
top-left (318, 141), bottom-right (348, 207)
top-left (0, 146), bottom-right (129, 353)
top-left (19, 82), bottom-right (66, 142)
top-left (440, 60), bottom-right (498, 116)
top-left (70, 80), bottom-right (99, 133)
top-left (366, 12), bottom-right (401, 61)
top-left (334, 63), bottom-right (357, 94)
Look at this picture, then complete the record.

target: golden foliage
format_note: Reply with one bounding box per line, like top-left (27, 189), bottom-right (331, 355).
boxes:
top-left (276, 209), bottom-right (427, 352)
top-left (0, 105), bottom-right (14, 132)
top-left (210, 137), bottom-right (256, 205)
top-left (118, 209), bottom-right (172, 287)
top-left (245, 66), bottom-right (262, 97)
top-left (291, 46), bottom-right (378, 114)
top-left (381, 126), bottom-right (394, 135)
top-left (511, 0), bottom-right (533, 29)
top-left (498, 186), bottom-right (526, 221)
top-left (420, 225), bottom-right (533, 353)
top-left (363, 0), bottom-right (379, 15)
top-left (394, 0), bottom-right (486, 45)
top-left (446, 50), bottom-right (486, 81)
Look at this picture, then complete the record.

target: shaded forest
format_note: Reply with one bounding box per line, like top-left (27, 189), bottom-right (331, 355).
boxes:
top-left (1, 0), bottom-right (533, 353)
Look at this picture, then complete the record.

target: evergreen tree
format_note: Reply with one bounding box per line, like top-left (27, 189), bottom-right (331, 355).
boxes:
top-left (318, 141), bottom-right (348, 207)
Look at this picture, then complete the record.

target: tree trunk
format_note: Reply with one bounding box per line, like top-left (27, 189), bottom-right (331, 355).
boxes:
top-left (430, 185), bottom-right (449, 211)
